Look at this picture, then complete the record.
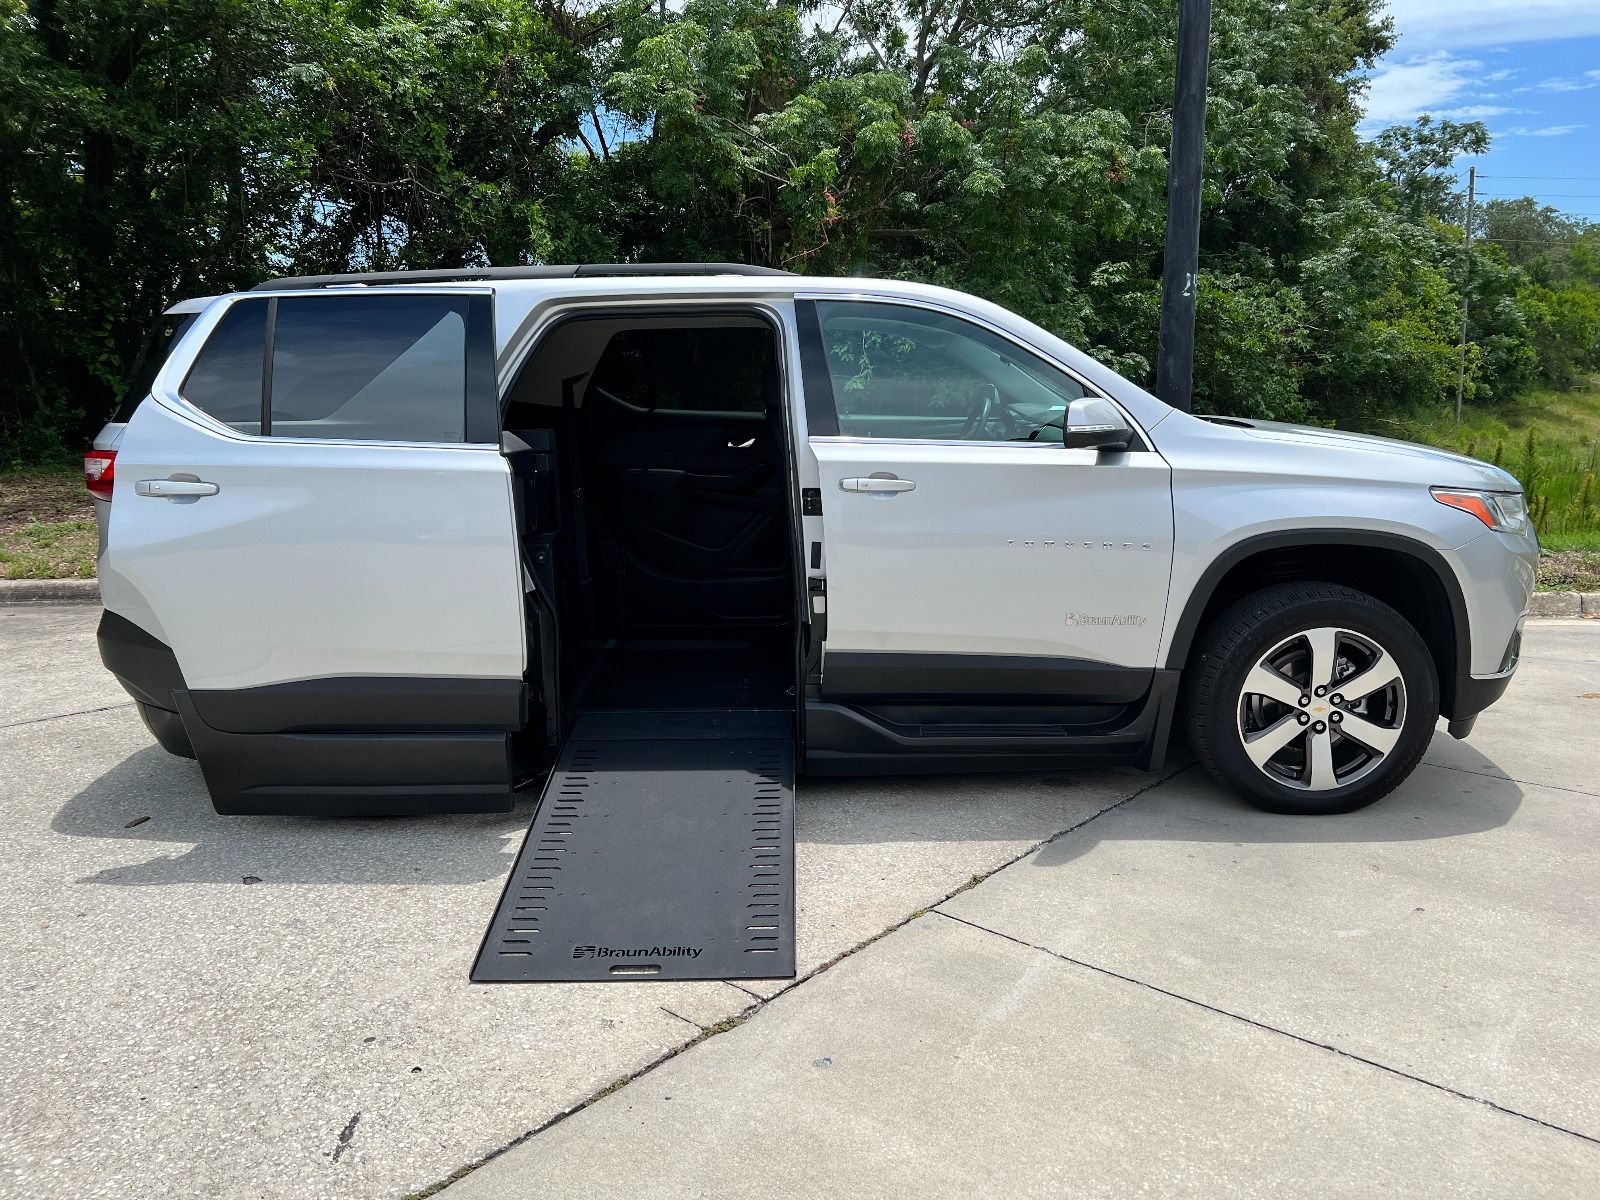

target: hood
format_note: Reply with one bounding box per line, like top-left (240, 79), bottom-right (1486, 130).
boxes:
top-left (1197, 416), bottom-right (1523, 491)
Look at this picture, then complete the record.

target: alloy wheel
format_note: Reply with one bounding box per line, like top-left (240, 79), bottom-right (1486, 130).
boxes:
top-left (1235, 626), bottom-right (1407, 792)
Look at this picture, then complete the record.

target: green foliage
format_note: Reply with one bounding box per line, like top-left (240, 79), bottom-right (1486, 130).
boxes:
top-left (1297, 200), bottom-right (1461, 426)
top-left (279, 0), bottom-right (601, 271)
top-left (2, 0), bottom-right (1598, 461)
top-left (1191, 274), bottom-right (1310, 422)
top-left (1518, 282), bottom-right (1600, 389)
top-left (1, 0), bottom-right (310, 449)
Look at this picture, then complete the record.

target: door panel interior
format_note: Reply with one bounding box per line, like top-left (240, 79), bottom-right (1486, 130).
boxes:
top-left (579, 332), bottom-right (790, 629)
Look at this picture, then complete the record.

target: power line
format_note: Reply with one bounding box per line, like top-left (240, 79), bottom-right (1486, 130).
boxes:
top-left (1476, 193), bottom-right (1600, 200)
top-left (1473, 174), bottom-right (1600, 182)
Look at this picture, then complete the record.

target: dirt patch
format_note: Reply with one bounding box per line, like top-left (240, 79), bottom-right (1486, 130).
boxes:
top-left (1538, 549), bottom-right (1600, 593)
top-left (0, 467), bottom-right (97, 579)
top-left (0, 467), bottom-right (91, 532)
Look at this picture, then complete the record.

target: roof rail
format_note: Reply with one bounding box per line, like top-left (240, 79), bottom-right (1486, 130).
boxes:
top-left (251, 263), bottom-right (794, 291)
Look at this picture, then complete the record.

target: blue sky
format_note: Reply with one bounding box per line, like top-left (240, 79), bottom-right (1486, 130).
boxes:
top-left (1364, 0), bottom-right (1600, 221)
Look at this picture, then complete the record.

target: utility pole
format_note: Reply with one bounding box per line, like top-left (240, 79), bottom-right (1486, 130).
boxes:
top-left (1454, 164), bottom-right (1477, 425)
top-left (1155, 0), bottom-right (1213, 413)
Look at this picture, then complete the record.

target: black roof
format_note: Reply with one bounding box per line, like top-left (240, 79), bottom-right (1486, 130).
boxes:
top-left (251, 263), bottom-right (794, 291)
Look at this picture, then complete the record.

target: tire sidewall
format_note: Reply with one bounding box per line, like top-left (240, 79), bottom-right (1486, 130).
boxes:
top-left (1200, 594), bottom-right (1439, 814)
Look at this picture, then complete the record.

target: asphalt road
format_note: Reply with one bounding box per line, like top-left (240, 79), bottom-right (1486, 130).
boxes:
top-left (1, 606), bottom-right (1596, 1198)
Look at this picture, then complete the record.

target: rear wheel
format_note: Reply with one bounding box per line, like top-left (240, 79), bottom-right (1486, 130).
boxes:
top-left (1184, 583), bottom-right (1438, 814)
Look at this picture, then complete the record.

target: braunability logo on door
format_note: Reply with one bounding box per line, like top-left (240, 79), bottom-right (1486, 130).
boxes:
top-left (572, 944), bottom-right (705, 960)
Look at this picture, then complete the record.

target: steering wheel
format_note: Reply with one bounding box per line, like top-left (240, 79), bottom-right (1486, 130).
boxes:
top-left (959, 383), bottom-right (999, 439)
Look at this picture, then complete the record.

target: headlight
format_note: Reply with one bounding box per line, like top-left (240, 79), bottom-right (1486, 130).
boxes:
top-left (1431, 487), bottom-right (1529, 533)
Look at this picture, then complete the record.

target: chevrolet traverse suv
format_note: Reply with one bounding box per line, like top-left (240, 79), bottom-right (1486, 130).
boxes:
top-left (89, 264), bottom-right (1536, 818)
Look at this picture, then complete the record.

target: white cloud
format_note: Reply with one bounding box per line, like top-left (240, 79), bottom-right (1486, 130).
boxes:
top-left (1381, 0), bottom-right (1600, 49)
top-left (1437, 105), bottom-right (1521, 118)
top-left (1532, 75), bottom-right (1600, 92)
top-left (1362, 52), bottom-right (1481, 125)
top-left (1502, 124), bottom-right (1586, 136)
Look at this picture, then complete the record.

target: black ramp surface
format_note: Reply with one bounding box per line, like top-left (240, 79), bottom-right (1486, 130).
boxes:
top-left (472, 710), bottom-right (795, 982)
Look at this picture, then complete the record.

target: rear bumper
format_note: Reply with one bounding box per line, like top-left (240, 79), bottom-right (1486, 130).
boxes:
top-left (98, 607), bottom-right (518, 816)
top-left (97, 609), bottom-right (184, 712)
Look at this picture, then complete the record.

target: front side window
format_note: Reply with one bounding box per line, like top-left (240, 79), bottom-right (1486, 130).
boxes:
top-left (179, 293), bottom-right (485, 442)
top-left (809, 300), bottom-right (1087, 442)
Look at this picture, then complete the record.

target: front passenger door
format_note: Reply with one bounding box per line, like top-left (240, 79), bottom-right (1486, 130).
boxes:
top-left (797, 297), bottom-right (1174, 705)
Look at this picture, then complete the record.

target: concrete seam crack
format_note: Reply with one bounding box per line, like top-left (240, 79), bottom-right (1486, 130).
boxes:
top-left (1418, 758), bottom-right (1600, 800)
top-left (0, 701), bottom-right (135, 730)
top-left (658, 1006), bottom-right (704, 1031)
top-left (936, 909), bottom-right (1600, 1148)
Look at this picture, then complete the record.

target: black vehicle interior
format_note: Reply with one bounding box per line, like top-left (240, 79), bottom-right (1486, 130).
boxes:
top-left (501, 313), bottom-right (797, 748)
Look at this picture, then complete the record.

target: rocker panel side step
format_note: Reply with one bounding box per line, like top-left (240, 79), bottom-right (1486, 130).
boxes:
top-left (471, 710), bottom-right (796, 983)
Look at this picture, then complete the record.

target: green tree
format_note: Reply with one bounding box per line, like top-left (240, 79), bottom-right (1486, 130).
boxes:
top-left (1372, 116), bottom-right (1487, 222)
top-left (280, 0), bottom-right (604, 272)
top-left (0, 0), bottom-right (598, 458)
top-left (1, 0), bottom-right (310, 459)
top-left (1519, 282), bottom-right (1600, 387)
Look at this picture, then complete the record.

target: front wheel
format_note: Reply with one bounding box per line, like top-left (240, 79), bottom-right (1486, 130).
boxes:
top-left (1183, 583), bottom-right (1438, 815)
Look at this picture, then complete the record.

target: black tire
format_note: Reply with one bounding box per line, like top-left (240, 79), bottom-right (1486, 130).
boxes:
top-left (1183, 582), bottom-right (1438, 815)
top-left (136, 701), bottom-right (197, 759)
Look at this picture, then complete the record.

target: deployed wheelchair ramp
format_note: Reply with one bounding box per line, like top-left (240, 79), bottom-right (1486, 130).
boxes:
top-left (472, 709), bottom-right (796, 983)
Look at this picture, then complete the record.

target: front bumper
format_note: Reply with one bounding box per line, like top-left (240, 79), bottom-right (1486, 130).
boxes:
top-left (1447, 672), bottom-right (1514, 739)
top-left (1446, 614), bottom-right (1523, 738)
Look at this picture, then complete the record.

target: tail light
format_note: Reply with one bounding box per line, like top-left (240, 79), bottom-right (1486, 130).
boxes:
top-left (85, 449), bottom-right (117, 501)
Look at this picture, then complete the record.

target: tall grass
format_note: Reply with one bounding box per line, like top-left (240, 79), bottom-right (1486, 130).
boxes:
top-left (1388, 379), bottom-right (1600, 546)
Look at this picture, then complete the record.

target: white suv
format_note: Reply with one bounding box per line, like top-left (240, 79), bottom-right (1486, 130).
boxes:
top-left (90, 264), bottom-right (1536, 817)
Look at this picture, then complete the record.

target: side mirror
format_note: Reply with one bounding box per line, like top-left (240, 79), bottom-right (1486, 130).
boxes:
top-left (1063, 397), bottom-right (1134, 452)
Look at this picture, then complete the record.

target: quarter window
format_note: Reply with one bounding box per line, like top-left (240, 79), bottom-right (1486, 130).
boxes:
top-left (811, 300), bottom-right (1087, 442)
top-left (181, 301), bottom-right (268, 433)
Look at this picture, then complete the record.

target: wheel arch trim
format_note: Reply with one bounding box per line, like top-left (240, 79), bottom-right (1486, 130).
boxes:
top-left (1163, 529), bottom-right (1471, 681)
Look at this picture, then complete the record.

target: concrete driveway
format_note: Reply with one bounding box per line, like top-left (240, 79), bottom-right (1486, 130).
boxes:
top-left (1, 607), bottom-right (1597, 1198)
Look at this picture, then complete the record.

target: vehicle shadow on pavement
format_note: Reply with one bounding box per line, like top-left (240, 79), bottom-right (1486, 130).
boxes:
top-left (797, 733), bottom-right (1522, 869)
top-left (1026, 738), bottom-right (1524, 872)
top-left (56, 732), bottom-right (1520, 889)
top-left (53, 745), bottom-right (541, 887)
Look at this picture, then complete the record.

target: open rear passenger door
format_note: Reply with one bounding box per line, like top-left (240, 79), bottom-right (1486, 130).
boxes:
top-left (100, 287), bottom-right (527, 815)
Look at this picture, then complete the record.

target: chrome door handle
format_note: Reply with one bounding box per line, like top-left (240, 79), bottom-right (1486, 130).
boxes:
top-left (136, 478), bottom-right (219, 499)
top-left (840, 477), bottom-right (916, 493)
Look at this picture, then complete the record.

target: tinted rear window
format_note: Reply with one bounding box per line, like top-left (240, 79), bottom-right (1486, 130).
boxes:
top-left (268, 295), bottom-right (467, 442)
top-left (176, 294), bottom-right (477, 441)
